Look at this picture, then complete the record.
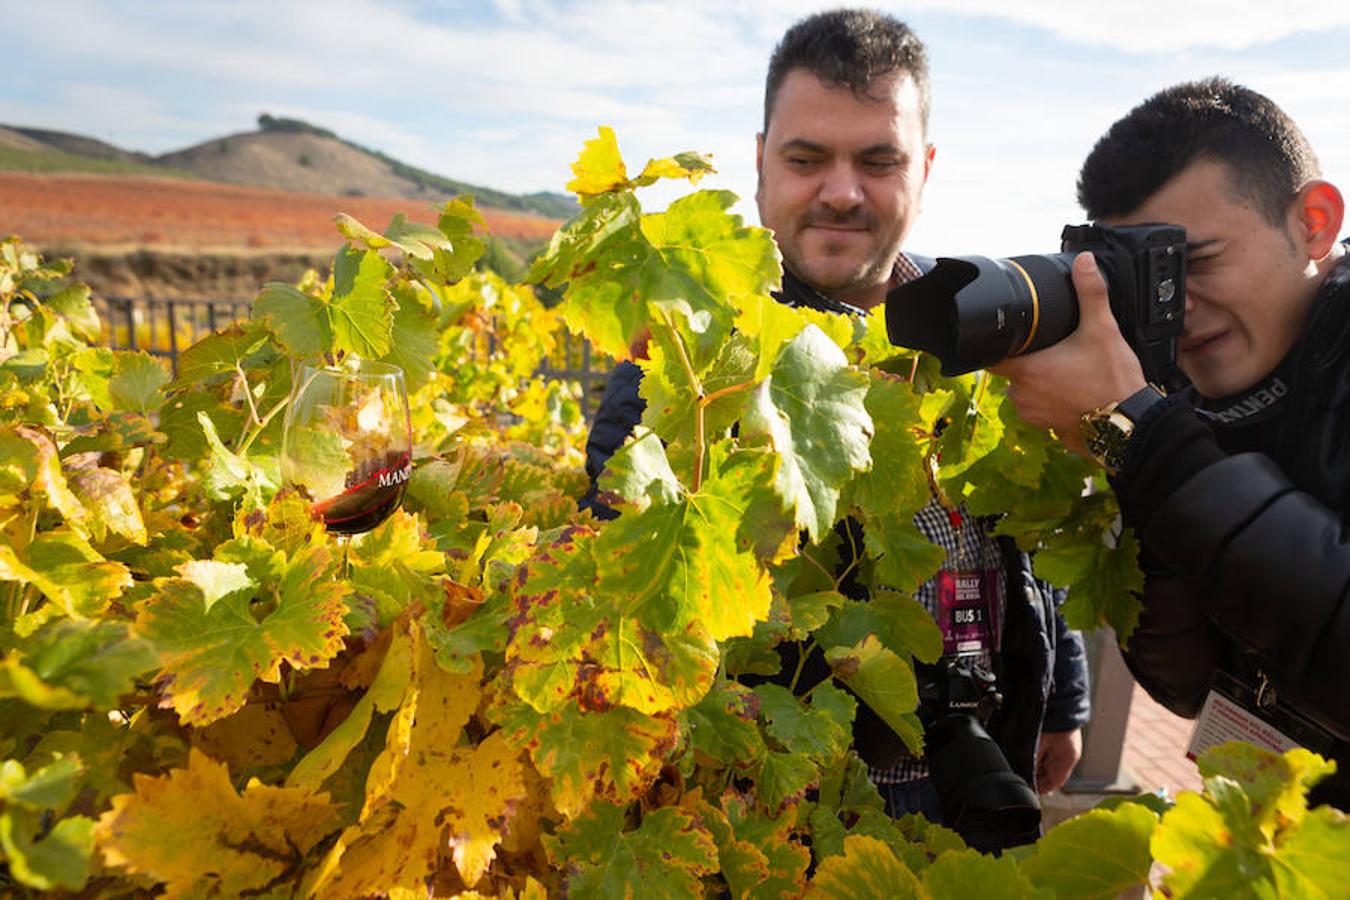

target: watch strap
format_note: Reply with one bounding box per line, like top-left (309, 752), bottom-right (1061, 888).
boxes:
top-left (1115, 383), bottom-right (1167, 425)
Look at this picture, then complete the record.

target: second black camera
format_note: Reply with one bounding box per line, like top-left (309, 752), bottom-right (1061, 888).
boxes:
top-left (884, 222), bottom-right (1187, 388)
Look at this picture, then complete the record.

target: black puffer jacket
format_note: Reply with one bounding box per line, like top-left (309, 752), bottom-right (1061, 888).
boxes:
top-left (1115, 243), bottom-right (1350, 809)
top-left (581, 268), bottom-right (1091, 789)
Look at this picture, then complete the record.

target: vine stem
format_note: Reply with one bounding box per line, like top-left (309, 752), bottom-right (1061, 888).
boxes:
top-left (236, 394), bottom-right (291, 456)
top-left (699, 380), bottom-right (755, 410)
top-left (967, 369), bottom-right (992, 446)
top-left (659, 311), bottom-right (706, 492)
top-left (237, 363), bottom-right (262, 429)
top-left (789, 640), bottom-right (818, 694)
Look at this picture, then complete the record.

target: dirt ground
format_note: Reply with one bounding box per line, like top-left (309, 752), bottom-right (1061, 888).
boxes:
top-left (0, 171), bottom-right (560, 300)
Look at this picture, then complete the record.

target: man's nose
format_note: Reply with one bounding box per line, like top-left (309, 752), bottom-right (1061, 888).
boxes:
top-left (818, 163), bottom-right (864, 211)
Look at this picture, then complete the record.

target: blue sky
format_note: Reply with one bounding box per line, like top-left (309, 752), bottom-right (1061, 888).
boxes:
top-left (5, 0), bottom-right (1350, 255)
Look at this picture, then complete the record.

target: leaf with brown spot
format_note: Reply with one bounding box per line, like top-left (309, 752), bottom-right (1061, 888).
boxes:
top-left (94, 749), bottom-right (340, 900)
top-left (303, 632), bottom-right (502, 897)
top-left (493, 699), bottom-right (677, 819)
top-left (192, 701), bottom-right (299, 770)
top-left (134, 541), bottom-right (349, 726)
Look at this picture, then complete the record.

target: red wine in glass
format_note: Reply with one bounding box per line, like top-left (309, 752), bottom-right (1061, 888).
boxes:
top-left (311, 449), bottom-right (412, 535)
top-left (281, 360), bottom-right (412, 537)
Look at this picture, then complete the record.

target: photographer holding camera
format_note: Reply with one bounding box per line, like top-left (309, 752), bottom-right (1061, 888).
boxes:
top-left (582, 9), bottom-right (1090, 849)
top-left (990, 78), bottom-right (1350, 809)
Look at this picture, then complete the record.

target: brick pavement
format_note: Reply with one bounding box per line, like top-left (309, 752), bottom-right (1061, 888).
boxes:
top-left (1121, 682), bottom-right (1204, 798)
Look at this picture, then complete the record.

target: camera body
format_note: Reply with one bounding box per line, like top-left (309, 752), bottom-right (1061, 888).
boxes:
top-left (885, 222), bottom-right (1188, 388)
top-left (916, 654), bottom-right (1001, 729)
top-left (915, 655), bottom-right (1042, 853)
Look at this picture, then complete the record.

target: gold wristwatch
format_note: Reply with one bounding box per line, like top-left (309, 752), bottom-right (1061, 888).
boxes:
top-left (1079, 384), bottom-right (1166, 475)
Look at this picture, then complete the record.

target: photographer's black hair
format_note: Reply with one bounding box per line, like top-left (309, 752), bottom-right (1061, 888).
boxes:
top-left (763, 9), bottom-right (930, 134)
top-left (1078, 77), bottom-right (1321, 227)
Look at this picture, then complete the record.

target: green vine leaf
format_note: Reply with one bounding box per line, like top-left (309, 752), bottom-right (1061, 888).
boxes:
top-left (825, 636), bottom-right (923, 756)
top-left (755, 682), bottom-right (853, 765)
top-left (0, 807), bottom-right (95, 891)
top-left (546, 801), bottom-right (718, 899)
top-left (757, 750), bottom-right (819, 812)
top-left (171, 323), bottom-right (269, 388)
top-left (596, 429), bottom-right (683, 511)
top-left (1019, 802), bottom-right (1157, 897)
top-left (0, 619), bottom-right (156, 711)
top-left (805, 833), bottom-right (923, 898)
top-left (492, 701), bottom-right (677, 819)
top-left (253, 282), bottom-right (333, 357)
top-left (382, 282), bottom-right (439, 391)
top-left (742, 326), bottom-right (873, 542)
top-left (134, 542), bottom-right (349, 726)
top-left (685, 679), bottom-right (767, 767)
top-left (1034, 520), bottom-right (1143, 635)
top-left (330, 247), bottom-right (396, 359)
top-left (107, 352), bottom-right (170, 417)
top-left (924, 848), bottom-right (1049, 898)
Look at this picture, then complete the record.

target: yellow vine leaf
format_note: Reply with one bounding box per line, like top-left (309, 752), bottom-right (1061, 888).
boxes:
top-left (191, 701), bottom-right (299, 770)
top-left (495, 700), bottom-right (678, 819)
top-left (805, 834), bottom-right (925, 899)
top-left (566, 126), bottom-right (629, 199)
top-left (565, 126), bottom-right (712, 202)
top-left (94, 748), bottom-right (340, 899)
top-left (306, 635), bottom-right (523, 896)
top-left (359, 633), bottom-right (482, 816)
top-left (445, 731), bottom-right (529, 886)
top-left (287, 620), bottom-right (416, 792)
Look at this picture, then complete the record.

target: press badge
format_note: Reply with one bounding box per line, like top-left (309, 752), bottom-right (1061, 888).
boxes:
top-left (1186, 670), bottom-right (1336, 761)
top-left (936, 568), bottom-right (1001, 656)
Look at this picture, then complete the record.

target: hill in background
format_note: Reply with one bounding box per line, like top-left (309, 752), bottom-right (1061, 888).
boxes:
top-left (0, 115), bottom-right (576, 300)
top-left (0, 114), bottom-right (578, 220)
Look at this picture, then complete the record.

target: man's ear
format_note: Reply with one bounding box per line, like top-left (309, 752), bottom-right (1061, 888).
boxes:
top-left (922, 142), bottom-right (936, 185)
top-left (755, 132), bottom-right (765, 177)
top-left (1296, 180), bottom-right (1344, 260)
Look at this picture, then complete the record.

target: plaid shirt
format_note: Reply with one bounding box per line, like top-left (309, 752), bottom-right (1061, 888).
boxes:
top-left (867, 499), bottom-right (1008, 784)
top-left (865, 253), bottom-right (1008, 786)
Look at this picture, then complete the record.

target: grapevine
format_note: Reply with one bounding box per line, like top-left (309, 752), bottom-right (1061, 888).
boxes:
top-left (0, 128), bottom-right (1344, 897)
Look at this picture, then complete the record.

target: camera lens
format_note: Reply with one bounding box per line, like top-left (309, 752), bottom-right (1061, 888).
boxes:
top-left (885, 252), bottom-right (1079, 375)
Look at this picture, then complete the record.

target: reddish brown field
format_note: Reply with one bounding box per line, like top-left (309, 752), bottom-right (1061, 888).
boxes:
top-left (0, 171), bottom-right (562, 251)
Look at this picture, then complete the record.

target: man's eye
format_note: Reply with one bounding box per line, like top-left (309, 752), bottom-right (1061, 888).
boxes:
top-left (863, 158), bottom-right (899, 171)
top-left (787, 156), bottom-right (818, 168)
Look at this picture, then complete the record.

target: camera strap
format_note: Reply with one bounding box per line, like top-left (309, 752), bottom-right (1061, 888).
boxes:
top-left (1192, 371), bottom-right (1291, 427)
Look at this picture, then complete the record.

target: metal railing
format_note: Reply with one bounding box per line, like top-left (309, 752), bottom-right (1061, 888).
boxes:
top-left (95, 295), bottom-right (612, 420)
top-left (95, 296), bottom-right (254, 365)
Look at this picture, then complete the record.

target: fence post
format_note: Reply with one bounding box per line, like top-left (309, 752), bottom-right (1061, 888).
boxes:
top-left (1062, 626), bottom-right (1140, 794)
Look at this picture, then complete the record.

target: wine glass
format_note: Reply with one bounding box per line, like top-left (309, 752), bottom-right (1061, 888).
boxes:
top-left (280, 359), bottom-right (412, 537)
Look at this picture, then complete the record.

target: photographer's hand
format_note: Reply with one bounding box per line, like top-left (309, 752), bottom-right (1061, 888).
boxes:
top-left (989, 252), bottom-right (1147, 457)
top-left (1035, 728), bottom-right (1083, 794)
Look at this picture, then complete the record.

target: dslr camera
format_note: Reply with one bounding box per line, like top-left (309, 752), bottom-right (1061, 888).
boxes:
top-left (915, 655), bottom-right (1041, 853)
top-left (885, 223), bottom-right (1188, 388)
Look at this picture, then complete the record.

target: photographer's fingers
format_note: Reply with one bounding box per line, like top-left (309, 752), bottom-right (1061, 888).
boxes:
top-left (1070, 252), bottom-right (1113, 328)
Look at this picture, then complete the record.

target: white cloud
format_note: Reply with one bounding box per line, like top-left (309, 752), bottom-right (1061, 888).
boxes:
top-left (6, 0), bottom-right (1350, 258)
top-left (896, 0), bottom-right (1350, 52)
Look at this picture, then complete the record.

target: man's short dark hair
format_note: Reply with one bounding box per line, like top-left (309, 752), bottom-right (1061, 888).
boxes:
top-left (1078, 77), bottom-right (1321, 226)
top-left (764, 9), bottom-right (930, 134)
